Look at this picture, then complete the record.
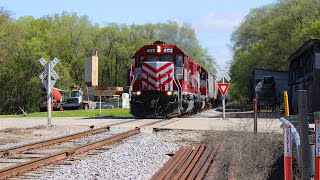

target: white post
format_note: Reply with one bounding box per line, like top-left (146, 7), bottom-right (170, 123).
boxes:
top-left (47, 61), bottom-right (52, 127)
top-left (99, 96), bottom-right (102, 115)
top-left (222, 77), bottom-right (225, 119)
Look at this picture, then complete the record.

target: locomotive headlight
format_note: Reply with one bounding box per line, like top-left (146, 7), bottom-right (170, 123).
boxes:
top-left (136, 91), bottom-right (141, 96)
top-left (166, 91), bottom-right (172, 96)
top-left (156, 45), bottom-right (161, 53)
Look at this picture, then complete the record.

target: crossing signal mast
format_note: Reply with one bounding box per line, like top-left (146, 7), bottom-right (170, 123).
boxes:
top-left (39, 57), bottom-right (59, 127)
top-left (215, 66), bottom-right (231, 119)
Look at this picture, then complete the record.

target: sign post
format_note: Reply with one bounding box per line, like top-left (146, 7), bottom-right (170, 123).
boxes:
top-left (217, 83), bottom-right (230, 119)
top-left (39, 58), bottom-right (59, 127)
top-left (284, 124), bottom-right (293, 180)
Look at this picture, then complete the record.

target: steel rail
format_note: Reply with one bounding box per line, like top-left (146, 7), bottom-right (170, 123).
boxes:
top-left (0, 127), bottom-right (108, 157)
top-left (0, 128), bottom-right (140, 179)
top-left (0, 118), bottom-right (142, 157)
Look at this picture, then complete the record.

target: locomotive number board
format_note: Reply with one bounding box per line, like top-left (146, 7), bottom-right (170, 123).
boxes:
top-left (146, 48), bottom-right (174, 53)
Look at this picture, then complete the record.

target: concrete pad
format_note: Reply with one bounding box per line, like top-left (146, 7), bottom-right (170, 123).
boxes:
top-left (155, 117), bottom-right (283, 133)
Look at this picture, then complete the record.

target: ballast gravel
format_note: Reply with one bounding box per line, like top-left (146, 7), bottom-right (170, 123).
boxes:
top-left (39, 133), bottom-right (179, 180)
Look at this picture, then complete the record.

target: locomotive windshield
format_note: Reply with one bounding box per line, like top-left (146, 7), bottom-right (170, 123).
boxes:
top-left (161, 55), bottom-right (173, 62)
top-left (146, 55), bottom-right (158, 62)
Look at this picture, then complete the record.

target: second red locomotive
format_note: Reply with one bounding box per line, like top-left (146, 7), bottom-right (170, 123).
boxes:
top-left (128, 40), bottom-right (218, 118)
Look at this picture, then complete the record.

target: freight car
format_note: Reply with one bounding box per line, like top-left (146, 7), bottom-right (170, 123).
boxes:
top-left (288, 39), bottom-right (320, 114)
top-left (128, 40), bottom-right (218, 118)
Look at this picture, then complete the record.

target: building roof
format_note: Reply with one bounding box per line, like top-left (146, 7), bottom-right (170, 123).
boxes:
top-left (287, 39), bottom-right (320, 62)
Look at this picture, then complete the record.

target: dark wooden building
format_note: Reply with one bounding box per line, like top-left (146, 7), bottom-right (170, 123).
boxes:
top-left (288, 39), bottom-right (320, 114)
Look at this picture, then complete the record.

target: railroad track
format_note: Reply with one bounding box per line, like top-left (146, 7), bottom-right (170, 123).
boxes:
top-left (0, 119), bottom-right (170, 179)
top-left (152, 143), bottom-right (222, 180)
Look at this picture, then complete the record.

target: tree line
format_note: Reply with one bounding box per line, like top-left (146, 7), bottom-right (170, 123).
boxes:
top-left (230, 0), bottom-right (320, 101)
top-left (0, 8), bottom-right (216, 114)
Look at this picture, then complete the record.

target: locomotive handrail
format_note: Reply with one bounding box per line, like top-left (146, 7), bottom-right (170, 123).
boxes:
top-left (175, 74), bottom-right (183, 114)
top-left (129, 74), bottom-right (139, 97)
top-left (172, 78), bottom-right (181, 114)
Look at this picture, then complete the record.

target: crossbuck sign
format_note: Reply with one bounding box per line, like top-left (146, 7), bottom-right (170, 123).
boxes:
top-left (39, 58), bottom-right (59, 80)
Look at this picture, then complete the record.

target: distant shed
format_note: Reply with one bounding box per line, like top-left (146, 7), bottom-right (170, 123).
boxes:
top-left (248, 69), bottom-right (289, 106)
top-left (288, 39), bottom-right (320, 114)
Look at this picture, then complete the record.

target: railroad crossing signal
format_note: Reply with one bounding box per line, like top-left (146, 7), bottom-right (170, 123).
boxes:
top-left (216, 65), bottom-right (231, 82)
top-left (38, 57), bottom-right (59, 127)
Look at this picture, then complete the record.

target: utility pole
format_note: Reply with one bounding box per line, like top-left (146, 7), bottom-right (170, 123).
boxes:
top-left (297, 90), bottom-right (311, 180)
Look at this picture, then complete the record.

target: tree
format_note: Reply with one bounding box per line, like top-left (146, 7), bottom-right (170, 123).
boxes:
top-left (230, 0), bottom-right (320, 100)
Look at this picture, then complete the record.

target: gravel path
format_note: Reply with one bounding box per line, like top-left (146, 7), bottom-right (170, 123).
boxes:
top-left (38, 133), bottom-right (179, 180)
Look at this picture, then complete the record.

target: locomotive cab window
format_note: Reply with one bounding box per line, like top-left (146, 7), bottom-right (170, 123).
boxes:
top-left (175, 54), bottom-right (183, 67)
top-left (136, 56), bottom-right (144, 67)
top-left (146, 55), bottom-right (159, 62)
top-left (201, 72), bottom-right (207, 80)
top-left (161, 55), bottom-right (173, 62)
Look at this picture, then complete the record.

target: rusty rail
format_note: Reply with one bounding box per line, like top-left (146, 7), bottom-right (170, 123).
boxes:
top-left (0, 118), bottom-right (145, 157)
top-left (0, 127), bottom-right (108, 157)
top-left (152, 143), bottom-right (221, 180)
top-left (0, 128), bottom-right (140, 179)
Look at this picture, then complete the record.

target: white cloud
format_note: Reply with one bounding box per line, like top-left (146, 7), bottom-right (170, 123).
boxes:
top-left (192, 11), bottom-right (246, 32)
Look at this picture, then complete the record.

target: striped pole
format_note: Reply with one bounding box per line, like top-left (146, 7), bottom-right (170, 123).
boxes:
top-left (315, 112), bottom-right (320, 180)
top-left (284, 124), bottom-right (292, 180)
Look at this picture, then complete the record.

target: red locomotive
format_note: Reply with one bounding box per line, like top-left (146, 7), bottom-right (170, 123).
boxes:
top-left (128, 40), bottom-right (218, 118)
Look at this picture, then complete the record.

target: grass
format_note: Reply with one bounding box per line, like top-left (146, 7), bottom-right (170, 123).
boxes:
top-left (0, 108), bottom-right (133, 118)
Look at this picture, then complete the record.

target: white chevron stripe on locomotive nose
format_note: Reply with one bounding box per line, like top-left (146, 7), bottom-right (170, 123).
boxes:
top-left (142, 72), bottom-right (172, 85)
top-left (142, 63), bottom-right (173, 78)
top-left (142, 62), bottom-right (174, 90)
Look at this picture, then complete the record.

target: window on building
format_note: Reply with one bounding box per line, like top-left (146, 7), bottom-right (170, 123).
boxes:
top-left (315, 53), bottom-right (320, 69)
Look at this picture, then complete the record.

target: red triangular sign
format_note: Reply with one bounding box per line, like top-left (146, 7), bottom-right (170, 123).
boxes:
top-left (218, 83), bottom-right (230, 96)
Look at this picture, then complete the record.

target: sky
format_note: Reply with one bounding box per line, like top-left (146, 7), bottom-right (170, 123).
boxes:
top-left (1, 0), bottom-right (276, 70)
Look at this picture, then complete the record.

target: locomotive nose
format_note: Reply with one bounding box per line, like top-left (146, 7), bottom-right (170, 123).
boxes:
top-left (141, 61), bottom-right (174, 91)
